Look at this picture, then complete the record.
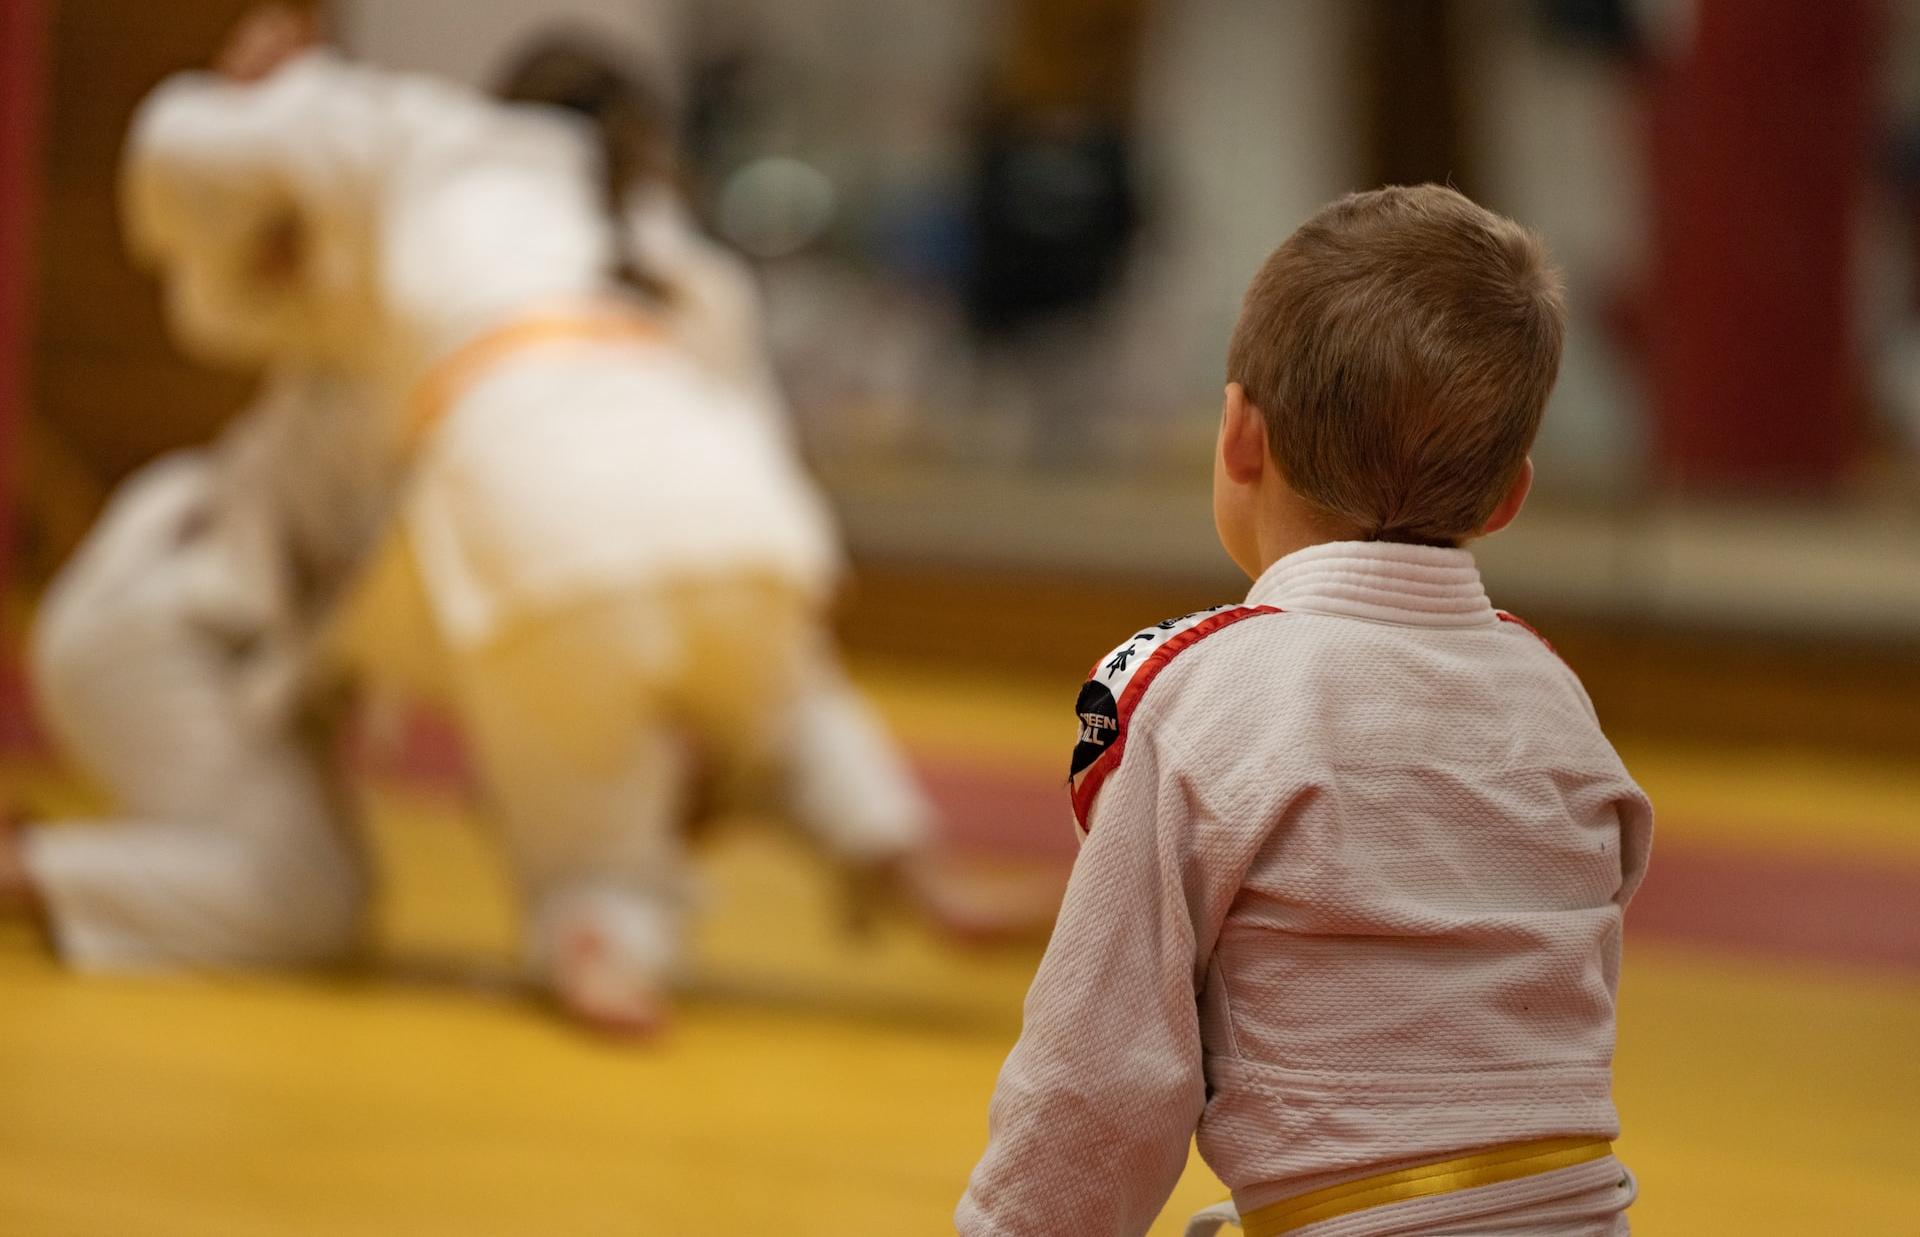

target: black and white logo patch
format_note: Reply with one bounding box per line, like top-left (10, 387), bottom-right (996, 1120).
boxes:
top-left (1067, 603), bottom-right (1282, 835)
top-left (1070, 678), bottom-right (1121, 779)
top-left (1068, 605), bottom-right (1238, 781)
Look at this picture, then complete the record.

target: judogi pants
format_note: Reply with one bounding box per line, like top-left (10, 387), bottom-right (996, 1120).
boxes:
top-left (29, 471), bottom-right (927, 983)
top-left (24, 453), bottom-right (368, 968)
top-left (342, 538), bottom-right (933, 986)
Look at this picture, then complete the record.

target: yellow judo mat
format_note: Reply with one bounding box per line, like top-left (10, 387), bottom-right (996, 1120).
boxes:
top-left (2, 660), bottom-right (1917, 1235)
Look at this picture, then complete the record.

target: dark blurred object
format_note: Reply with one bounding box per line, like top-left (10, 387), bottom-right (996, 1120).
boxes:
top-left (1360, 0), bottom-right (1473, 192)
top-left (1886, 119), bottom-right (1920, 313)
top-left (965, 0), bottom-right (1150, 335)
top-left (495, 32), bottom-right (680, 301)
top-left (1645, 0), bottom-right (1875, 491)
top-left (1532, 0), bottom-right (1642, 55)
top-left (665, 24), bottom-right (835, 262)
top-left (966, 123), bottom-right (1137, 333)
top-left (25, 0), bottom-right (322, 581)
top-left (681, 47), bottom-right (749, 199)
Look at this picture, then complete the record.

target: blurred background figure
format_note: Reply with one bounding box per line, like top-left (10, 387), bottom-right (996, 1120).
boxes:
top-left (0, 1), bottom-right (1915, 1234)
top-left (6, 364), bottom-right (385, 972)
top-left (5, 3), bottom-right (1034, 1038)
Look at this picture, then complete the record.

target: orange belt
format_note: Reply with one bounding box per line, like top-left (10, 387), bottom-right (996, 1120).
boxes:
top-left (402, 301), bottom-right (664, 448)
top-left (1239, 1137), bottom-right (1614, 1236)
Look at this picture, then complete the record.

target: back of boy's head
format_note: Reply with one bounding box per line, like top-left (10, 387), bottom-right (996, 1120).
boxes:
top-left (1227, 184), bottom-right (1564, 546)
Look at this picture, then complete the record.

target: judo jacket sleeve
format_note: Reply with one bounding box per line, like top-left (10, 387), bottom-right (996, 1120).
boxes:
top-left (957, 614), bottom-right (1277, 1237)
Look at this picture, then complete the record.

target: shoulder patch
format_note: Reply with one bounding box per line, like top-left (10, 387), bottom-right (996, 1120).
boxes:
top-left (1068, 604), bottom-right (1282, 835)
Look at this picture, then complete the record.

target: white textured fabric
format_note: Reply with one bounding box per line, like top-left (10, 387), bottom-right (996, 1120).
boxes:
top-left (958, 541), bottom-right (1652, 1237)
top-left (127, 53), bottom-right (843, 652)
top-left (125, 52), bottom-right (618, 369)
top-left (1184, 1201), bottom-right (1241, 1237)
top-left (25, 431), bottom-right (373, 969)
top-left (399, 337), bottom-right (839, 651)
top-left (424, 579), bottom-right (932, 984)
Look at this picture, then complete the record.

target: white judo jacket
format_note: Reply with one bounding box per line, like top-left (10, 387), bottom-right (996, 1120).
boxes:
top-left (30, 50), bottom-right (923, 987)
top-left (958, 541), bottom-right (1653, 1237)
top-left (124, 52), bottom-right (840, 657)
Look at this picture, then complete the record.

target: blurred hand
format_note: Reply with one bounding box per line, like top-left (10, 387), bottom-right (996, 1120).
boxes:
top-left (214, 3), bottom-right (323, 83)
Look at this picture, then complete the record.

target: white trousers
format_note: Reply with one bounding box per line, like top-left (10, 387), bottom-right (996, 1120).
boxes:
top-left (24, 453), bottom-right (367, 969)
top-left (346, 542), bottom-right (934, 985)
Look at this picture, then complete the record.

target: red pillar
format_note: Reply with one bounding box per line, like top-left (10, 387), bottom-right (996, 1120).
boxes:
top-left (0, 0), bottom-right (50, 587)
top-left (1646, 0), bottom-right (1877, 492)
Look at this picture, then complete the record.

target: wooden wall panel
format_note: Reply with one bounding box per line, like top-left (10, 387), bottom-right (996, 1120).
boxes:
top-left (25, 0), bottom-right (323, 577)
top-left (1, 0), bottom-right (51, 590)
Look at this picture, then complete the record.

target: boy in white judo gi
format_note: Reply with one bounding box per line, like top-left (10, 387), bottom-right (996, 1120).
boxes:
top-left (2, 11), bottom-right (988, 1034)
top-left (958, 186), bottom-right (1654, 1235)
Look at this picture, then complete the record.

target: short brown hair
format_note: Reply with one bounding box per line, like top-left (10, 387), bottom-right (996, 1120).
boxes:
top-left (1226, 184), bottom-right (1564, 546)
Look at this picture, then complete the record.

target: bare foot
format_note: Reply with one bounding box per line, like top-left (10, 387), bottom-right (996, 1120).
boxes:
top-left (550, 922), bottom-right (669, 1040)
top-left (214, 3), bottom-right (323, 82)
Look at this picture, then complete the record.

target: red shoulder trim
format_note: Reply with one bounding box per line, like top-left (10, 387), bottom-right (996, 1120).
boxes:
top-left (1496, 610), bottom-right (1561, 657)
top-left (1069, 605), bottom-right (1282, 834)
top-left (1495, 609), bottom-right (1554, 650)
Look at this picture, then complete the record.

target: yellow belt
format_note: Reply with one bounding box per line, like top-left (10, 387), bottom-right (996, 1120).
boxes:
top-left (1239, 1137), bottom-right (1614, 1237)
top-left (402, 300), bottom-right (664, 449)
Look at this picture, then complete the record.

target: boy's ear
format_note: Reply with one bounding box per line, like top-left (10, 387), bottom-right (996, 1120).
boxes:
top-left (1221, 383), bottom-right (1268, 485)
top-left (1480, 456), bottom-right (1534, 536)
